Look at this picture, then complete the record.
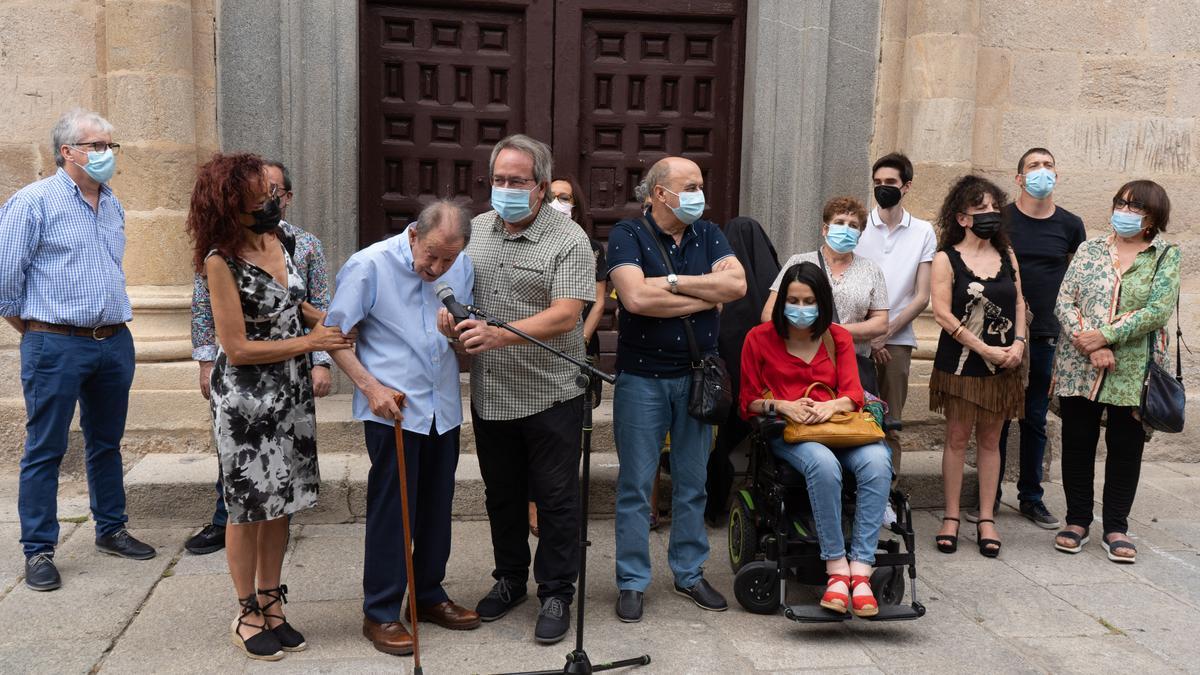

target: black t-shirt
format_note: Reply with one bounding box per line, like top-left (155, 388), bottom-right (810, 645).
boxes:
top-left (1003, 203), bottom-right (1086, 337)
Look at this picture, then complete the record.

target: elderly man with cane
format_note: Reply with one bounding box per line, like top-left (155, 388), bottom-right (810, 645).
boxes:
top-left (325, 199), bottom-right (480, 658)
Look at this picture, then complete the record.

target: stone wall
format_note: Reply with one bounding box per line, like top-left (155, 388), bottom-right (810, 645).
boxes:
top-left (873, 0), bottom-right (1200, 460)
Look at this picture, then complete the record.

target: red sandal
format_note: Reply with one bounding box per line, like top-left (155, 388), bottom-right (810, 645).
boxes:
top-left (849, 575), bottom-right (879, 617)
top-left (820, 574), bottom-right (850, 613)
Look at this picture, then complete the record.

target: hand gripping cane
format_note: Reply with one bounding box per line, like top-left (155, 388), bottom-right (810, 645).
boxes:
top-left (391, 392), bottom-right (423, 674)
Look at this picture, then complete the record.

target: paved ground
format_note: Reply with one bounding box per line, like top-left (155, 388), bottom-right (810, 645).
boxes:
top-left (0, 463), bottom-right (1198, 674)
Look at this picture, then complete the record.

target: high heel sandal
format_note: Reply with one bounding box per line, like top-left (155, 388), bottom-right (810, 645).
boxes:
top-left (231, 594), bottom-right (284, 661)
top-left (258, 585), bottom-right (307, 652)
top-left (849, 575), bottom-right (879, 618)
top-left (976, 518), bottom-right (1002, 558)
top-left (936, 516), bottom-right (960, 554)
top-left (820, 574), bottom-right (850, 613)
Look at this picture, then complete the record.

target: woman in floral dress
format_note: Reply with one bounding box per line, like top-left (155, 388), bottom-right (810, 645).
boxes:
top-left (1052, 180), bottom-right (1180, 564)
top-left (186, 153), bottom-right (353, 660)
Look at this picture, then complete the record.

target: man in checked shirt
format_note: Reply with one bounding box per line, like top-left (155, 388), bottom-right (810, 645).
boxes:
top-left (437, 134), bottom-right (595, 646)
top-left (183, 159), bottom-right (333, 556)
top-left (0, 109), bottom-right (157, 592)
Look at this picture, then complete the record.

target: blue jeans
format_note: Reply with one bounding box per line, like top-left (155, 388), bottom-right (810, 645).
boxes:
top-left (211, 477), bottom-right (228, 527)
top-left (18, 328), bottom-right (135, 557)
top-left (998, 337), bottom-right (1055, 504)
top-left (614, 372), bottom-right (712, 591)
top-left (771, 439), bottom-right (892, 564)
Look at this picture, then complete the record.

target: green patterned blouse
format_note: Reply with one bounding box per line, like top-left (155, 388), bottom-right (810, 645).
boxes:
top-left (1052, 234), bottom-right (1181, 406)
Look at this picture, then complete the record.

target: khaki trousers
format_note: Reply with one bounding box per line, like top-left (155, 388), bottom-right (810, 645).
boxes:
top-left (875, 345), bottom-right (912, 476)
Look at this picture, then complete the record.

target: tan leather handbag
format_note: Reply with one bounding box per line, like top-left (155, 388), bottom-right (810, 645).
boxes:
top-left (775, 332), bottom-right (885, 447)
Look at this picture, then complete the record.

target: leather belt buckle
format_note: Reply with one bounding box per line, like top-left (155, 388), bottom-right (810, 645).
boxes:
top-left (91, 325), bottom-right (108, 340)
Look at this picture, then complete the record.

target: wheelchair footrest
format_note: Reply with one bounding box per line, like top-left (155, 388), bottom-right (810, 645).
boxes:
top-left (863, 602), bottom-right (926, 622)
top-left (783, 604), bottom-right (852, 623)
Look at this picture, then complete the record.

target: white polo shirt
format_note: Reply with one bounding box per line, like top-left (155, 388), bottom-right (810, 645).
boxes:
top-left (855, 207), bottom-right (937, 348)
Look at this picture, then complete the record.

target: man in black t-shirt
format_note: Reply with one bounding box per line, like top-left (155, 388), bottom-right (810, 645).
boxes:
top-left (969, 147), bottom-right (1085, 529)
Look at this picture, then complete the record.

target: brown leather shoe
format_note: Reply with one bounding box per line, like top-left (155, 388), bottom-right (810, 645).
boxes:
top-left (415, 600), bottom-right (482, 630)
top-left (362, 618), bottom-right (414, 656)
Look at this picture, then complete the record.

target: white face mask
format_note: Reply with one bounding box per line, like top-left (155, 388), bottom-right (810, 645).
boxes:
top-left (549, 198), bottom-right (574, 219)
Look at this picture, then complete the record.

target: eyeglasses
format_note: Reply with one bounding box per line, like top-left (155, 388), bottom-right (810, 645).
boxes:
top-left (70, 141), bottom-right (120, 154)
top-left (554, 195), bottom-right (575, 204)
top-left (491, 176), bottom-right (536, 189)
top-left (268, 184), bottom-right (290, 199)
top-left (1113, 197), bottom-right (1147, 215)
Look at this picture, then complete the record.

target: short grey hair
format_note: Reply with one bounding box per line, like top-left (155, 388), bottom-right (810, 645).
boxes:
top-left (411, 198), bottom-right (472, 245)
top-left (488, 134), bottom-right (553, 203)
top-left (633, 179), bottom-right (650, 204)
top-left (643, 158), bottom-right (675, 194)
top-left (52, 108), bottom-right (114, 167)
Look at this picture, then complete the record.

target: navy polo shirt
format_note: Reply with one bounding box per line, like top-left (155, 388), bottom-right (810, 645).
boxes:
top-left (606, 213), bottom-right (735, 377)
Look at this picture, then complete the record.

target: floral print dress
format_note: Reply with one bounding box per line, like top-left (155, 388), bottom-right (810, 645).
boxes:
top-left (207, 244), bottom-right (319, 523)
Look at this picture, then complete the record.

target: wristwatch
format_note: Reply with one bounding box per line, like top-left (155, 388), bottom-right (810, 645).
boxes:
top-left (667, 273), bottom-right (679, 294)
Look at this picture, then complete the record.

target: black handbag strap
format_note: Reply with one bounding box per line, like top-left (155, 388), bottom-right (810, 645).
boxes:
top-left (1139, 244), bottom-right (1182, 382)
top-left (815, 248), bottom-right (843, 325)
top-left (642, 218), bottom-right (702, 366)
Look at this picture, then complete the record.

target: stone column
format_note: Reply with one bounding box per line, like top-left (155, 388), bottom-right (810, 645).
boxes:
top-left (104, 0), bottom-right (216, 365)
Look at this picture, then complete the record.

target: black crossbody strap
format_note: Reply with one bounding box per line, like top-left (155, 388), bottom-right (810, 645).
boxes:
top-left (815, 248), bottom-right (842, 324)
top-left (641, 217), bottom-right (702, 365)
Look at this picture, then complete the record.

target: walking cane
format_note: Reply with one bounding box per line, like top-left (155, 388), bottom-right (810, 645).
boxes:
top-left (391, 392), bottom-right (423, 674)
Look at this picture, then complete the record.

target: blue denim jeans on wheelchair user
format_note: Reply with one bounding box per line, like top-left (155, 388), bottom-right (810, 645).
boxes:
top-left (771, 439), bottom-right (892, 565)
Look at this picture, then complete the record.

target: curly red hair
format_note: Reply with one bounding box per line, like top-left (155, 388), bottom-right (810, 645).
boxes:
top-left (187, 152), bottom-right (266, 272)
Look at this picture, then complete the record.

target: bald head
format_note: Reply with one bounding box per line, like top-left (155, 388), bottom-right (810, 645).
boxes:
top-left (645, 156), bottom-right (705, 229)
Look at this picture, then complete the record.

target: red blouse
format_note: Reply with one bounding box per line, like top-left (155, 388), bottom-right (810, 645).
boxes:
top-left (738, 322), bottom-right (865, 420)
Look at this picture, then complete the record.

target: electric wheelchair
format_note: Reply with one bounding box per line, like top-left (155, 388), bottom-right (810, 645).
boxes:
top-left (727, 411), bottom-right (926, 623)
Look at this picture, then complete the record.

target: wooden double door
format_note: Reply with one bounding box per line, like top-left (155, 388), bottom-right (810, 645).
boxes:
top-left (360, 0), bottom-right (747, 366)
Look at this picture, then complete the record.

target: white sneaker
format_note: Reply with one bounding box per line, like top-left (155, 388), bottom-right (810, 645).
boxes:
top-left (882, 504), bottom-right (897, 527)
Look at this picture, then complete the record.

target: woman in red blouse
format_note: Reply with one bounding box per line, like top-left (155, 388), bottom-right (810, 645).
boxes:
top-left (740, 262), bottom-right (893, 617)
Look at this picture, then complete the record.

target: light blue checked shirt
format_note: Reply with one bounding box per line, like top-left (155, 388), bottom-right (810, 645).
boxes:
top-left (0, 169), bottom-right (132, 326)
top-left (324, 231), bottom-right (473, 435)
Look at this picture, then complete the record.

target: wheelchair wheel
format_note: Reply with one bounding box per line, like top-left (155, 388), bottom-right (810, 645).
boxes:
top-left (728, 492), bottom-right (757, 572)
top-left (869, 566), bottom-right (905, 606)
top-left (733, 561), bottom-right (780, 614)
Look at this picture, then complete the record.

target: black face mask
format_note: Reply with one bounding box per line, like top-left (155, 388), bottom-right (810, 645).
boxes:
top-left (246, 197), bottom-right (282, 234)
top-left (970, 211), bottom-right (1002, 240)
top-left (874, 184), bottom-right (902, 209)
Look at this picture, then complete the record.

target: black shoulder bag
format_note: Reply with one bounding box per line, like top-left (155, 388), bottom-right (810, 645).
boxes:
top-left (643, 219), bottom-right (732, 424)
top-left (1139, 245), bottom-right (1185, 433)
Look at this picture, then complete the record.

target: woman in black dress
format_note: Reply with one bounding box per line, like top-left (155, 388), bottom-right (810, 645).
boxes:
top-left (929, 175), bottom-right (1027, 558)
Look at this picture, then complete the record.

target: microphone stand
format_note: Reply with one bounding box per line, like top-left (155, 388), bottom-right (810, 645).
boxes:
top-left (463, 304), bottom-right (650, 675)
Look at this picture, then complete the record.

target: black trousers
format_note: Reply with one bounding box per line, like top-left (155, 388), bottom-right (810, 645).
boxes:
top-left (706, 413), bottom-right (749, 522)
top-left (363, 420), bottom-right (460, 623)
top-left (1059, 396), bottom-right (1146, 535)
top-left (473, 396), bottom-right (583, 602)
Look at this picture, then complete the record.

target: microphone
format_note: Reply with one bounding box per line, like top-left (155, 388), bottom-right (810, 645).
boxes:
top-left (435, 283), bottom-right (470, 323)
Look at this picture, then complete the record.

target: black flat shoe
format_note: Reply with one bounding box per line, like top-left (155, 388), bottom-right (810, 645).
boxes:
top-left (476, 577), bottom-right (527, 622)
top-left (673, 578), bottom-right (727, 612)
top-left (976, 519), bottom-right (1002, 558)
top-left (184, 523), bottom-right (226, 555)
top-left (258, 585), bottom-right (306, 651)
top-left (95, 529), bottom-right (156, 560)
top-left (534, 597), bottom-right (570, 644)
top-left (616, 589), bottom-right (643, 623)
top-left (231, 595), bottom-right (283, 661)
top-left (936, 516), bottom-right (960, 554)
top-left (25, 552), bottom-right (61, 592)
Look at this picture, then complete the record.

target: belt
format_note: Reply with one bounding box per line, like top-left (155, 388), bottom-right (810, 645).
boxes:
top-left (26, 320), bottom-right (126, 340)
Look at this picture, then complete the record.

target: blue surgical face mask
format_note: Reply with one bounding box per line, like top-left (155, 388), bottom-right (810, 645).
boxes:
top-left (825, 224), bottom-right (860, 253)
top-left (662, 187), bottom-right (705, 225)
top-left (75, 147), bottom-right (116, 184)
top-left (491, 186), bottom-right (534, 223)
top-left (783, 303), bottom-right (819, 329)
top-left (1111, 210), bottom-right (1144, 237)
top-left (1023, 168), bottom-right (1056, 199)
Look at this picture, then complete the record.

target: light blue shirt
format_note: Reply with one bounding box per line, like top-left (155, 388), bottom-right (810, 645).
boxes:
top-left (0, 168), bottom-right (132, 325)
top-left (325, 231), bottom-right (474, 434)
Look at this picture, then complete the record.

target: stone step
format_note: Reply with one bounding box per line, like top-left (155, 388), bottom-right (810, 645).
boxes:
top-left (122, 447), bottom-right (964, 524)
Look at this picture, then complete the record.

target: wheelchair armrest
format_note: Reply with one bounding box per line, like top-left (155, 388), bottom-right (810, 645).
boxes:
top-left (750, 413), bottom-right (787, 440)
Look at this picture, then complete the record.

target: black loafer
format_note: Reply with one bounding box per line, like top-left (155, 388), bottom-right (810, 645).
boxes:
top-left (673, 578), bottom-right (727, 612)
top-left (475, 578), bottom-right (527, 622)
top-left (25, 553), bottom-right (61, 592)
top-left (534, 597), bottom-right (570, 644)
top-left (95, 529), bottom-right (157, 560)
top-left (616, 589), bottom-right (643, 623)
top-left (184, 523), bottom-right (226, 555)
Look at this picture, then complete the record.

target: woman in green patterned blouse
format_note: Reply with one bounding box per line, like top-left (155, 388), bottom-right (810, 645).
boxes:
top-left (1051, 180), bottom-right (1181, 564)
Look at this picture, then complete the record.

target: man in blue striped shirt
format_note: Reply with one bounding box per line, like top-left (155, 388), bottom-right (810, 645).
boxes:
top-left (0, 108), bottom-right (156, 592)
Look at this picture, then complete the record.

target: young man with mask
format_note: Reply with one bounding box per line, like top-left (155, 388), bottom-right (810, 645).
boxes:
top-left (966, 147), bottom-right (1085, 529)
top-left (0, 108), bottom-right (156, 591)
top-left (437, 134), bottom-right (595, 646)
top-left (856, 153), bottom-right (936, 478)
